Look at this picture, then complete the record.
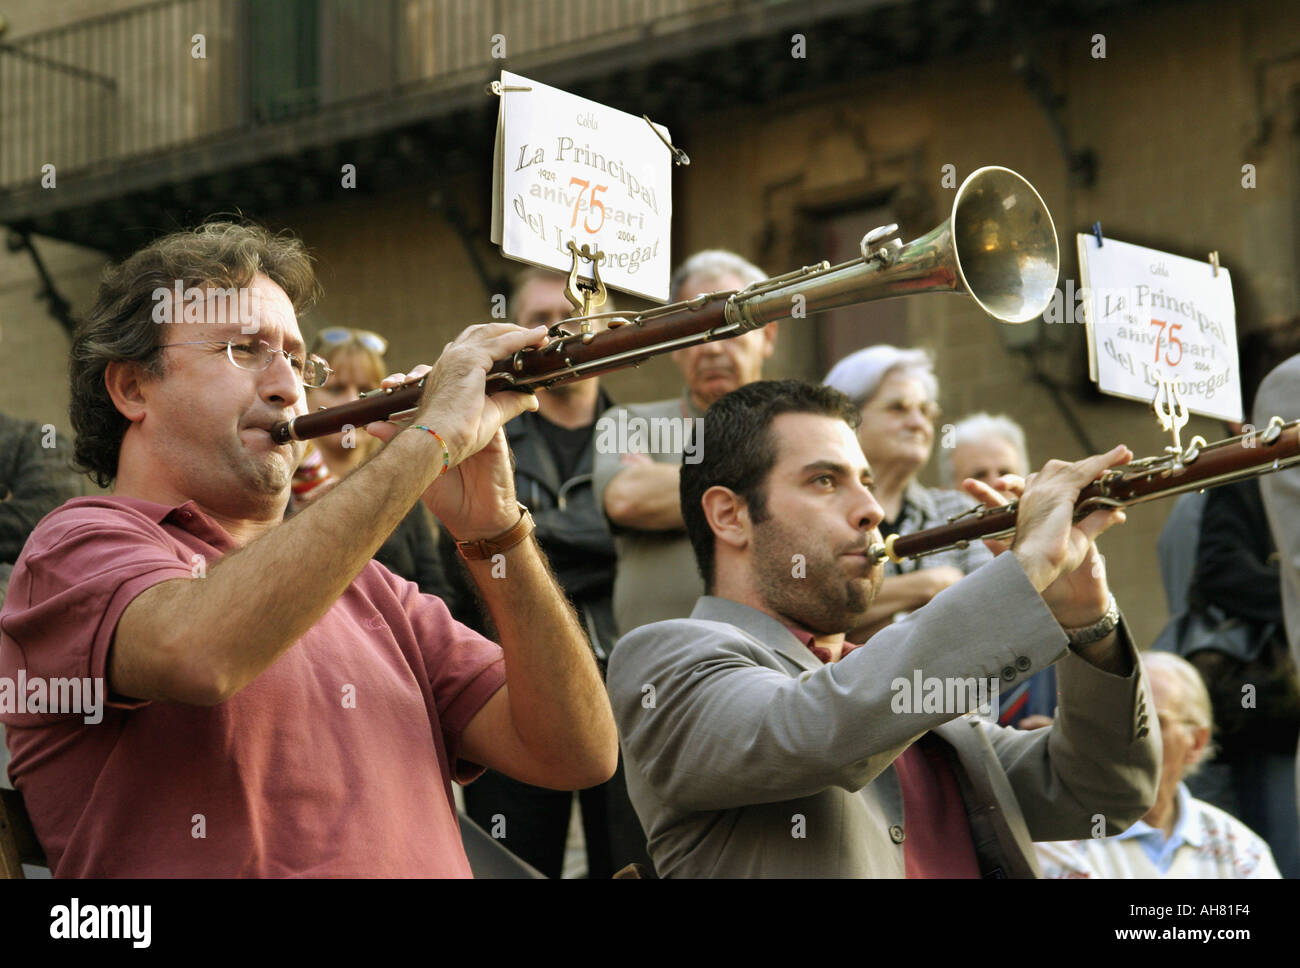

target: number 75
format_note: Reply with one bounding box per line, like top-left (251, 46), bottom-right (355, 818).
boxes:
top-left (568, 178), bottom-right (607, 233)
top-left (1149, 319), bottom-right (1184, 366)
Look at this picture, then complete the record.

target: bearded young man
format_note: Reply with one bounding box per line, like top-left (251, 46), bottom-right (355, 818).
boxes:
top-left (0, 222), bottom-right (615, 877)
top-left (607, 380), bottom-right (1159, 877)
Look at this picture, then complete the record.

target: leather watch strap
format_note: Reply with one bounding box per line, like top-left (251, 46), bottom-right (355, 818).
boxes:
top-left (455, 504), bottom-right (534, 560)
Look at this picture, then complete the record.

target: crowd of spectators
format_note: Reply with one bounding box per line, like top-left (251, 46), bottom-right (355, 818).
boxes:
top-left (1, 222), bottom-right (1297, 879)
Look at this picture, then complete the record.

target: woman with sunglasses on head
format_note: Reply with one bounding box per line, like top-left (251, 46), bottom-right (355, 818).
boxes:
top-left (824, 345), bottom-right (994, 643)
top-left (292, 327), bottom-right (455, 606)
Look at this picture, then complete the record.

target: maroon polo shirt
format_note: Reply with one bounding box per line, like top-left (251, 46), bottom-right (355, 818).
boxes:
top-left (785, 623), bottom-right (981, 878)
top-left (0, 496), bottom-right (506, 877)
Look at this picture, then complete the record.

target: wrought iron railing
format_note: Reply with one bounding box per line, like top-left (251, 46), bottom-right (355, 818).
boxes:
top-left (0, 0), bottom-right (742, 191)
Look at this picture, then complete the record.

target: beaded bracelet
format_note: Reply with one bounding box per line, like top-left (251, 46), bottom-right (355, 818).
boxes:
top-left (409, 425), bottom-right (451, 477)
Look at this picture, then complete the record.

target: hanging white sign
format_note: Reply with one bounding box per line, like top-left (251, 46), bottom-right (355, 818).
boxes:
top-left (1078, 234), bottom-right (1241, 422)
top-left (491, 71), bottom-right (673, 302)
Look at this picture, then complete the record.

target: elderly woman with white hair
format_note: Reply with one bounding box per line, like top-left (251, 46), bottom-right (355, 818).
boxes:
top-left (823, 345), bottom-right (993, 639)
top-left (933, 411), bottom-right (1059, 730)
top-left (938, 412), bottom-right (1031, 490)
top-left (1036, 651), bottom-right (1280, 878)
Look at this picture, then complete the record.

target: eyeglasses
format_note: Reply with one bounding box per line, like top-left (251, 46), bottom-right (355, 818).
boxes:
top-left (870, 397), bottom-right (942, 422)
top-left (313, 327), bottom-right (388, 355)
top-left (161, 338), bottom-right (334, 388)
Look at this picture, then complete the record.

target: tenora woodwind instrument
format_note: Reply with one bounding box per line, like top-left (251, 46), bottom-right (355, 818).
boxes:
top-left (270, 165), bottom-right (1059, 444)
top-left (868, 418), bottom-right (1300, 564)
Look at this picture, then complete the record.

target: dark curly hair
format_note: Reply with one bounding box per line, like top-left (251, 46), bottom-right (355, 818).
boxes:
top-left (680, 379), bottom-right (860, 591)
top-left (69, 221), bottom-right (319, 486)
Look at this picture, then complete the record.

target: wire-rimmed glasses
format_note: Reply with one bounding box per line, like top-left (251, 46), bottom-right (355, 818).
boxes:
top-left (161, 338), bottom-right (334, 388)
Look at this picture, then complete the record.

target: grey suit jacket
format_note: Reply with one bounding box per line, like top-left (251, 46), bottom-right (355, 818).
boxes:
top-left (1255, 354), bottom-right (1300, 669)
top-left (607, 553), bottom-right (1160, 877)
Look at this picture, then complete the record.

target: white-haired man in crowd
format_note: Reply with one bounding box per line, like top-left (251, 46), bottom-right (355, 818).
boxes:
top-left (593, 250), bottom-right (775, 634)
top-left (1036, 651), bottom-right (1281, 878)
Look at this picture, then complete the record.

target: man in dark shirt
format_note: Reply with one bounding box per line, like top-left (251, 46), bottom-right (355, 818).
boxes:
top-left (0, 413), bottom-right (82, 606)
top-left (1171, 325), bottom-right (1300, 877)
top-left (1188, 479), bottom-right (1300, 877)
top-left (443, 268), bottom-right (650, 877)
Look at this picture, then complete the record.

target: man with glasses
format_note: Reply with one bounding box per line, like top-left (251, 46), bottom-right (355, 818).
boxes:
top-left (0, 221), bottom-right (617, 876)
top-left (1036, 652), bottom-right (1280, 877)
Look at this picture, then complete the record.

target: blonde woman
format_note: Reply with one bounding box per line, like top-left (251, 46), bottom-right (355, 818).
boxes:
top-left (294, 327), bottom-right (452, 602)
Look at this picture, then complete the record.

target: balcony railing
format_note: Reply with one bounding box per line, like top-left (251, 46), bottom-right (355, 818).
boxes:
top-left (0, 0), bottom-right (748, 192)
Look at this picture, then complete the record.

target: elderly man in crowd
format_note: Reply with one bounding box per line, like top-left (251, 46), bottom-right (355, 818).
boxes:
top-left (823, 346), bottom-right (992, 641)
top-left (0, 221), bottom-right (616, 876)
top-left (594, 249), bottom-right (775, 634)
top-left (608, 379), bottom-right (1159, 877)
top-left (1037, 651), bottom-right (1280, 877)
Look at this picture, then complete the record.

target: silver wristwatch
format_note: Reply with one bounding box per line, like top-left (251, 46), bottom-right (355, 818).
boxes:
top-left (1061, 593), bottom-right (1120, 645)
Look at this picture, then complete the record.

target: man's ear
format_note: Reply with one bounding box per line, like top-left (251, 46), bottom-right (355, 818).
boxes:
top-left (104, 360), bottom-right (153, 424)
top-left (1186, 724), bottom-right (1212, 770)
top-left (700, 485), bottom-right (750, 553)
top-left (761, 322), bottom-right (778, 357)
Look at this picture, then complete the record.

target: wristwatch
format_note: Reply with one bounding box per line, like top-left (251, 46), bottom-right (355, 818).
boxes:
top-left (454, 504), bottom-right (535, 560)
top-left (1061, 593), bottom-right (1120, 646)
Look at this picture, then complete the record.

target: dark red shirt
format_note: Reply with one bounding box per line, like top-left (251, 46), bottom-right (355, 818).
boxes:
top-left (786, 623), bottom-right (981, 878)
top-left (892, 735), bottom-right (981, 877)
top-left (0, 496), bottom-right (506, 876)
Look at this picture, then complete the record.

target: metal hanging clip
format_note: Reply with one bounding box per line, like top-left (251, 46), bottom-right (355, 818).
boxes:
top-left (642, 115), bottom-right (690, 166)
top-left (486, 80), bottom-right (532, 96)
